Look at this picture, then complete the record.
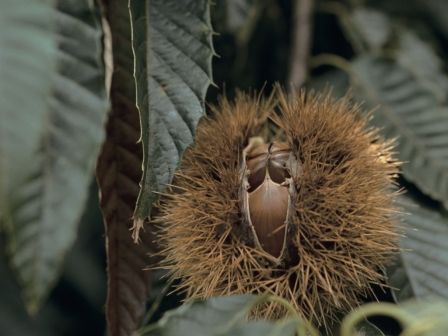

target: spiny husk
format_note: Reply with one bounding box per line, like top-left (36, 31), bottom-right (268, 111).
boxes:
top-left (155, 88), bottom-right (400, 327)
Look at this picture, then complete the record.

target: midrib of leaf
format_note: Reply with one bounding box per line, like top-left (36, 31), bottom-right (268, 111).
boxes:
top-left (129, 0), bottom-right (149, 238)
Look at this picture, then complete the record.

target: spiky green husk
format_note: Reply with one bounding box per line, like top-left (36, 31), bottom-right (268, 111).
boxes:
top-left (156, 88), bottom-right (400, 327)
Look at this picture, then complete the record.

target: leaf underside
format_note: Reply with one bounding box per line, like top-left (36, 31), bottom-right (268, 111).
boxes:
top-left (0, 0), bottom-right (55, 206)
top-left (4, 0), bottom-right (107, 314)
top-left (343, 8), bottom-right (448, 208)
top-left (351, 55), bottom-right (448, 208)
top-left (330, 6), bottom-right (448, 306)
top-left (96, 0), bottom-right (156, 335)
top-left (129, 0), bottom-right (214, 235)
top-left (387, 196), bottom-right (448, 302)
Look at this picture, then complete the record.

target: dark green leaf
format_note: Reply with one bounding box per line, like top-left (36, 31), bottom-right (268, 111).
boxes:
top-left (387, 196), bottom-right (448, 301)
top-left (129, 0), bottom-right (214, 234)
top-left (139, 295), bottom-right (297, 336)
top-left (3, 0), bottom-right (108, 313)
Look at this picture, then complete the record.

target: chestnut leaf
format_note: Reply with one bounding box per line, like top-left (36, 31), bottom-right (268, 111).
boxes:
top-left (0, 0), bottom-right (56, 208)
top-left (129, 0), bottom-right (214, 236)
top-left (1, 0), bottom-right (108, 314)
top-left (343, 8), bottom-right (448, 207)
top-left (96, 0), bottom-right (155, 335)
top-left (352, 55), bottom-right (448, 208)
top-left (138, 295), bottom-right (298, 336)
top-left (387, 196), bottom-right (448, 302)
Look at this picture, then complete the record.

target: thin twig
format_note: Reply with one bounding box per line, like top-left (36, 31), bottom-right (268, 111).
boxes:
top-left (288, 0), bottom-right (315, 90)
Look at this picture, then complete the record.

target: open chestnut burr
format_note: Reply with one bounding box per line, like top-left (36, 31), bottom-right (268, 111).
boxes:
top-left (155, 87), bottom-right (400, 327)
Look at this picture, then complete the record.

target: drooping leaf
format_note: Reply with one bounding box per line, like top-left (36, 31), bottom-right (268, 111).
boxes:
top-left (96, 0), bottom-right (155, 335)
top-left (139, 295), bottom-right (298, 336)
top-left (129, 0), bottom-right (214, 236)
top-left (350, 55), bottom-right (448, 208)
top-left (387, 196), bottom-right (448, 302)
top-left (0, 0), bottom-right (56, 209)
top-left (3, 0), bottom-right (108, 313)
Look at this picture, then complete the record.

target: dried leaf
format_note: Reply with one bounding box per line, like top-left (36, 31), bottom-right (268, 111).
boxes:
top-left (97, 1), bottom-right (155, 335)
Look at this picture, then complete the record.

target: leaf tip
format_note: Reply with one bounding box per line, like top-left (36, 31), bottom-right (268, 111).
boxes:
top-left (131, 217), bottom-right (145, 243)
top-left (22, 287), bottom-right (45, 317)
top-left (25, 300), bottom-right (40, 317)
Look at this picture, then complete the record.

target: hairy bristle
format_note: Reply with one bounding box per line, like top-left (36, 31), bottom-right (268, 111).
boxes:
top-left (155, 88), bottom-right (400, 328)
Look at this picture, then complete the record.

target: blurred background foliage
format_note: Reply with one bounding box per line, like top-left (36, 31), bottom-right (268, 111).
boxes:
top-left (1, 0), bottom-right (448, 335)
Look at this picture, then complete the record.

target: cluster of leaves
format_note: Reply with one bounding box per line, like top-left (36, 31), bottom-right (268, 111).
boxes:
top-left (1, 0), bottom-right (448, 335)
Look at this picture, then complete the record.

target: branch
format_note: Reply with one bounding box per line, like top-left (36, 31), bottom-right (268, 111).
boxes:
top-left (288, 0), bottom-right (315, 90)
